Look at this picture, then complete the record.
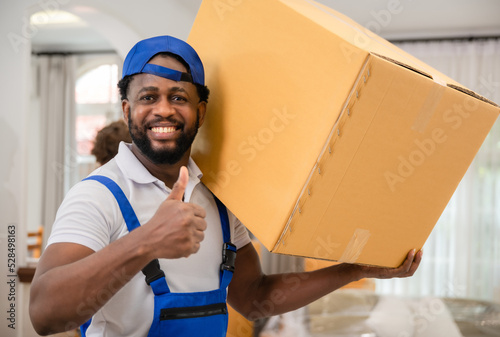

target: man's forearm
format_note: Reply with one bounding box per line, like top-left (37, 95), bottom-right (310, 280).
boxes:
top-left (240, 263), bottom-right (361, 320)
top-left (231, 249), bottom-right (421, 320)
top-left (30, 228), bottom-right (154, 335)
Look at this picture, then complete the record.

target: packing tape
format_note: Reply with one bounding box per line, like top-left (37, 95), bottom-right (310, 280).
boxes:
top-left (338, 229), bottom-right (371, 263)
top-left (411, 81), bottom-right (446, 133)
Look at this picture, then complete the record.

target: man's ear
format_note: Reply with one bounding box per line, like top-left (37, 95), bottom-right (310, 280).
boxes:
top-left (197, 101), bottom-right (207, 128)
top-left (122, 99), bottom-right (130, 124)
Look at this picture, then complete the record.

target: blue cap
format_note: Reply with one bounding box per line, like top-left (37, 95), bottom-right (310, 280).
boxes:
top-left (122, 35), bottom-right (205, 86)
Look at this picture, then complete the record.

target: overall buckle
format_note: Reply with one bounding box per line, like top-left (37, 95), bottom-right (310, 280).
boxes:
top-left (220, 243), bottom-right (237, 273)
top-left (142, 259), bottom-right (165, 285)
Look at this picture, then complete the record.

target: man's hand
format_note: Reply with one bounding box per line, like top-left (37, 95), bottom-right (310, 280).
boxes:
top-left (357, 249), bottom-right (423, 279)
top-left (145, 166), bottom-right (207, 259)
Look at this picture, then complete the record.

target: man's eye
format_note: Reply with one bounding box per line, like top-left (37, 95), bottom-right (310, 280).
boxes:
top-left (171, 95), bottom-right (187, 102)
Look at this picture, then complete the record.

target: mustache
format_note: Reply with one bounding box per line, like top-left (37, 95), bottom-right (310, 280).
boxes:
top-left (144, 116), bottom-right (184, 129)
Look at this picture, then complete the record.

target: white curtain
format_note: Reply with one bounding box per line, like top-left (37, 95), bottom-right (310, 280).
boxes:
top-left (376, 38), bottom-right (500, 302)
top-left (36, 54), bottom-right (76, 249)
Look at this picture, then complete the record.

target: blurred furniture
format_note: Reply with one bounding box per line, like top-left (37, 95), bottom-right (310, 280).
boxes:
top-left (27, 225), bottom-right (44, 259)
top-left (259, 289), bottom-right (500, 337)
top-left (443, 298), bottom-right (500, 337)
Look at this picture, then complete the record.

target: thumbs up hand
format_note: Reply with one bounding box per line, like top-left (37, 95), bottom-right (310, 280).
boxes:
top-left (144, 166), bottom-right (207, 259)
top-left (167, 166), bottom-right (189, 201)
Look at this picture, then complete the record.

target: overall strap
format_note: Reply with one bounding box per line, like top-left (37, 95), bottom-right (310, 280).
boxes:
top-left (213, 195), bottom-right (230, 244)
top-left (213, 195), bottom-right (236, 290)
top-left (83, 175), bottom-right (167, 292)
top-left (83, 175), bottom-right (141, 231)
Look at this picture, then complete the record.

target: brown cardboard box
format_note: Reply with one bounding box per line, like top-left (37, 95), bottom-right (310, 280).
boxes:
top-left (188, 0), bottom-right (499, 267)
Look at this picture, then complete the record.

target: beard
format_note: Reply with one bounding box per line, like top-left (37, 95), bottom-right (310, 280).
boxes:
top-left (127, 110), bottom-right (199, 165)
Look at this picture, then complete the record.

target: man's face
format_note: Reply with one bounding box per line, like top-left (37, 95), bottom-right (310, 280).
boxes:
top-left (122, 55), bottom-right (206, 165)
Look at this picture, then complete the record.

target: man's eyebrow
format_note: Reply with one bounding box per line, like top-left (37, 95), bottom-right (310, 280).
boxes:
top-left (169, 86), bottom-right (188, 94)
top-left (135, 86), bottom-right (190, 100)
top-left (137, 86), bottom-right (159, 95)
top-left (137, 86), bottom-right (188, 94)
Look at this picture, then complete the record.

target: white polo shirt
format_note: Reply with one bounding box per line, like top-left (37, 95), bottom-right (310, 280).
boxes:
top-left (48, 142), bottom-right (251, 336)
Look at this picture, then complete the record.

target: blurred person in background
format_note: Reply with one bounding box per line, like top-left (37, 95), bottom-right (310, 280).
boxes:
top-left (91, 119), bottom-right (132, 166)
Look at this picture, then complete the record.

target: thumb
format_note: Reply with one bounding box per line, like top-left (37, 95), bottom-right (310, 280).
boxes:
top-left (167, 166), bottom-right (188, 201)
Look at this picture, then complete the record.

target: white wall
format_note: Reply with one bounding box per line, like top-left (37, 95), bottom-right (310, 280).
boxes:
top-left (1, 1), bottom-right (33, 335)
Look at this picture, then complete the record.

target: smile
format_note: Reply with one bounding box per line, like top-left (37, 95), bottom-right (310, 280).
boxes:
top-left (150, 126), bottom-right (177, 133)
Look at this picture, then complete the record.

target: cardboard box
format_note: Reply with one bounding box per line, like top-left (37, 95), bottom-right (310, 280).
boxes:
top-left (188, 0), bottom-right (499, 267)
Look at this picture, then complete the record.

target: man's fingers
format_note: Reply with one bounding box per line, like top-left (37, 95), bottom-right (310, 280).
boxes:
top-left (193, 222), bottom-right (206, 240)
top-left (358, 248), bottom-right (423, 279)
top-left (168, 166), bottom-right (189, 201)
top-left (401, 249), bottom-right (416, 272)
top-left (191, 204), bottom-right (207, 219)
top-left (405, 249), bottom-right (423, 276)
top-left (397, 249), bottom-right (423, 277)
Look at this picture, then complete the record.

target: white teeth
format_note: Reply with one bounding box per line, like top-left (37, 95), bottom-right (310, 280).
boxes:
top-left (151, 126), bottom-right (176, 133)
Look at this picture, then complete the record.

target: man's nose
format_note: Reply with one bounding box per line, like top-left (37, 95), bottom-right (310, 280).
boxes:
top-left (153, 97), bottom-right (175, 117)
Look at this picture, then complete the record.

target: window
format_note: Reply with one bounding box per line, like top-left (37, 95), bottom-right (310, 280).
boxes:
top-left (73, 56), bottom-right (122, 185)
top-left (76, 64), bottom-right (119, 105)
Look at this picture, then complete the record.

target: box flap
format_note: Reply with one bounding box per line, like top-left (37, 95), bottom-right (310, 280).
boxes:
top-left (372, 52), bottom-right (500, 108)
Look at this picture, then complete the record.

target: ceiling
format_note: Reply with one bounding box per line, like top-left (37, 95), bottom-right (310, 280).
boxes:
top-left (31, 0), bottom-right (500, 53)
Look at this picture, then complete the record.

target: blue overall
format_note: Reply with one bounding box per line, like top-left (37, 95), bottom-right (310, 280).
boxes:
top-left (81, 175), bottom-right (237, 337)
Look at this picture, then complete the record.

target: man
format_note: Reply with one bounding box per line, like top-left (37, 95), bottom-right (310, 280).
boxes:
top-left (30, 36), bottom-right (422, 337)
